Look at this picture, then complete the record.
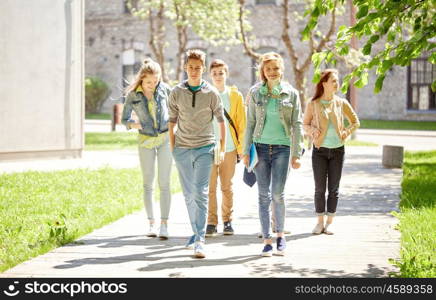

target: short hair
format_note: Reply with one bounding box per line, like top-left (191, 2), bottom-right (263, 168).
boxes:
top-left (209, 59), bottom-right (229, 74)
top-left (184, 49), bottom-right (206, 67)
top-left (258, 52), bottom-right (284, 82)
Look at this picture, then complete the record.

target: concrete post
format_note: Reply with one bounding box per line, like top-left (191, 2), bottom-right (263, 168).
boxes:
top-left (382, 145), bottom-right (404, 168)
top-left (111, 103), bottom-right (123, 131)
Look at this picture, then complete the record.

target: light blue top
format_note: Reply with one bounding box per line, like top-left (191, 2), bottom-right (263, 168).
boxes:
top-left (213, 87), bottom-right (236, 152)
top-left (320, 100), bottom-right (344, 148)
top-left (254, 96), bottom-right (291, 146)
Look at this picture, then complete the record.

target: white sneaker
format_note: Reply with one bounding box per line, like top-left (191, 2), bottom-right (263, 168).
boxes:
top-left (312, 223), bottom-right (324, 235)
top-left (194, 241), bottom-right (206, 258)
top-left (323, 222), bottom-right (334, 235)
top-left (158, 223), bottom-right (168, 240)
top-left (146, 223), bottom-right (157, 237)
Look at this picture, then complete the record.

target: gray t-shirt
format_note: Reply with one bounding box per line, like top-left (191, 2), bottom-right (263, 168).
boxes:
top-left (169, 80), bottom-right (224, 148)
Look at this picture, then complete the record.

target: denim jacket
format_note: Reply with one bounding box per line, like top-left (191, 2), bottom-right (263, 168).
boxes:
top-left (122, 81), bottom-right (172, 136)
top-left (243, 81), bottom-right (304, 158)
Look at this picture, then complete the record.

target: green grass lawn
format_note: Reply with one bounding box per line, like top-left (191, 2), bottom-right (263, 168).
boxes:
top-left (87, 132), bottom-right (378, 151)
top-left (304, 137), bottom-right (378, 149)
top-left (85, 113), bottom-right (112, 120)
top-left (360, 119), bottom-right (436, 131)
top-left (85, 132), bottom-right (137, 150)
top-left (392, 150), bottom-right (436, 277)
top-left (345, 139), bottom-right (378, 147)
top-left (0, 167), bottom-right (181, 272)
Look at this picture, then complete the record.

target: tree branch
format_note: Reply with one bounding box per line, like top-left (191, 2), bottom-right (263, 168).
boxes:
top-left (316, 0), bottom-right (337, 52)
top-left (238, 0), bottom-right (261, 60)
top-left (281, 0), bottom-right (299, 73)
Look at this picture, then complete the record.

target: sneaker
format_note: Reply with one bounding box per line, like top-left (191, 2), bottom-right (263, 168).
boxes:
top-left (185, 235), bottom-right (195, 250)
top-left (323, 222), bottom-right (334, 235)
top-left (261, 244), bottom-right (273, 257)
top-left (194, 241), bottom-right (206, 258)
top-left (146, 223), bottom-right (157, 237)
top-left (158, 223), bottom-right (168, 240)
top-left (223, 221), bottom-right (234, 235)
top-left (205, 224), bottom-right (217, 237)
top-left (312, 223), bottom-right (324, 235)
top-left (276, 237), bottom-right (286, 256)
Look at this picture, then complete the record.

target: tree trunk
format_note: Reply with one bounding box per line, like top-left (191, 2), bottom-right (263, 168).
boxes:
top-left (295, 70), bottom-right (308, 110)
top-left (174, 1), bottom-right (188, 82)
top-left (148, 0), bottom-right (169, 83)
top-left (238, 0), bottom-right (261, 60)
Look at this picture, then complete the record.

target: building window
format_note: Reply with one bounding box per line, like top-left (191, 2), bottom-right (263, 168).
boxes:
top-left (255, 0), bottom-right (276, 5)
top-left (251, 47), bottom-right (277, 85)
top-left (122, 49), bottom-right (144, 88)
top-left (407, 56), bottom-right (435, 111)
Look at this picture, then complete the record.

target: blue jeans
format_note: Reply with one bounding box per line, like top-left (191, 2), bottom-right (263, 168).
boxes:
top-left (254, 143), bottom-right (290, 240)
top-left (172, 144), bottom-right (214, 243)
top-left (138, 139), bottom-right (172, 221)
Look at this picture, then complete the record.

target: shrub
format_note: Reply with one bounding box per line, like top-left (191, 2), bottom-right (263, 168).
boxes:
top-left (85, 76), bottom-right (110, 114)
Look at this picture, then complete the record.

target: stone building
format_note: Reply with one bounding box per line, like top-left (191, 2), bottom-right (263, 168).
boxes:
top-left (85, 0), bottom-right (435, 121)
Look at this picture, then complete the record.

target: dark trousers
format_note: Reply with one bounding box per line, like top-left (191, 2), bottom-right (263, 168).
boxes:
top-left (311, 146), bottom-right (345, 215)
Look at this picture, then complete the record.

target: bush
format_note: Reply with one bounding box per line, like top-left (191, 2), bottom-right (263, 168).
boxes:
top-left (85, 76), bottom-right (110, 114)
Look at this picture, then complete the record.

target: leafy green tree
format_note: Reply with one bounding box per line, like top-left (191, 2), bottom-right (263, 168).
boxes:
top-left (127, 0), bottom-right (240, 82)
top-left (306, 0), bottom-right (436, 93)
top-left (238, 0), bottom-right (343, 107)
top-left (85, 77), bottom-right (111, 114)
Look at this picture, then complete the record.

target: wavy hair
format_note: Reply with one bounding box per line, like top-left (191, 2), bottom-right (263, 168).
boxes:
top-left (257, 52), bottom-right (284, 83)
top-left (124, 57), bottom-right (161, 96)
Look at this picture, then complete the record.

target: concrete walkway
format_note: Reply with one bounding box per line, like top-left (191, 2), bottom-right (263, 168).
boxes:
top-left (0, 146), bottom-right (402, 278)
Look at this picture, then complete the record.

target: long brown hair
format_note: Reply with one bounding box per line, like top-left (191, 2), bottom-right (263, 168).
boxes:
top-left (311, 69), bottom-right (338, 101)
top-left (124, 57), bottom-right (161, 96)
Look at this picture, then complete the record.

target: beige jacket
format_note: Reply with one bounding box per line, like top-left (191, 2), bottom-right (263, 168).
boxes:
top-left (303, 95), bottom-right (360, 149)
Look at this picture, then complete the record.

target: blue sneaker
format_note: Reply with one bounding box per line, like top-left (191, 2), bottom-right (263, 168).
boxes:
top-left (185, 235), bottom-right (195, 250)
top-left (261, 244), bottom-right (273, 257)
top-left (276, 237), bottom-right (286, 256)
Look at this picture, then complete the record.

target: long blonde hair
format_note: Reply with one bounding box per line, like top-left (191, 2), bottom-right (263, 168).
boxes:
top-left (258, 52), bottom-right (284, 83)
top-left (124, 58), bottom-right (162, 95)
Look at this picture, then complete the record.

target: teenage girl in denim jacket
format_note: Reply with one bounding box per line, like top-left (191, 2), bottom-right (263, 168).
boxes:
top-left (122, 58), bottom-right (172, 239)
top-left (243, 52), bottom-right (304, 257)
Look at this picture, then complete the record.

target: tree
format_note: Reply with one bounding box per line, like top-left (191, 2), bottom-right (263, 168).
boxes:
top-left (282, 0), bottom-right (339, 106)
top-left (238, 0), bottom-right (342, 107)
top-left (305, 0), bottom-right (436, 93)
top-left (85, 77), bottom-right (111, 114)
top-left (128, 0), bottom-right (240, 82)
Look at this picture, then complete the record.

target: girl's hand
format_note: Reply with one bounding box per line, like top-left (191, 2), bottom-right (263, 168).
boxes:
top-left (340, 130), bottom-right (348, 140)
top-left (243, 155), bottom-right (250, 168)
top-left (291, 157), bottom-right (301, 169)
top-left (312, 128), bottom-right (321, 139)
top-left (131, 122), bottom-right (142, 130)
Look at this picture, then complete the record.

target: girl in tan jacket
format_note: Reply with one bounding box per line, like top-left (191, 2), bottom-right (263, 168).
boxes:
top-left (303, 69), bottom-right (359, 235)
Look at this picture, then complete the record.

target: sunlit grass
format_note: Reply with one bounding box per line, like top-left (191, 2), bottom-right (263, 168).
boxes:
top-left (0, 167), bottom-right (181, 272)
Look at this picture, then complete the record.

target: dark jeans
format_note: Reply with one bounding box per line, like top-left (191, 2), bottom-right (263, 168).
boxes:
top-left (311, 145), bottom-right (345, 216)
